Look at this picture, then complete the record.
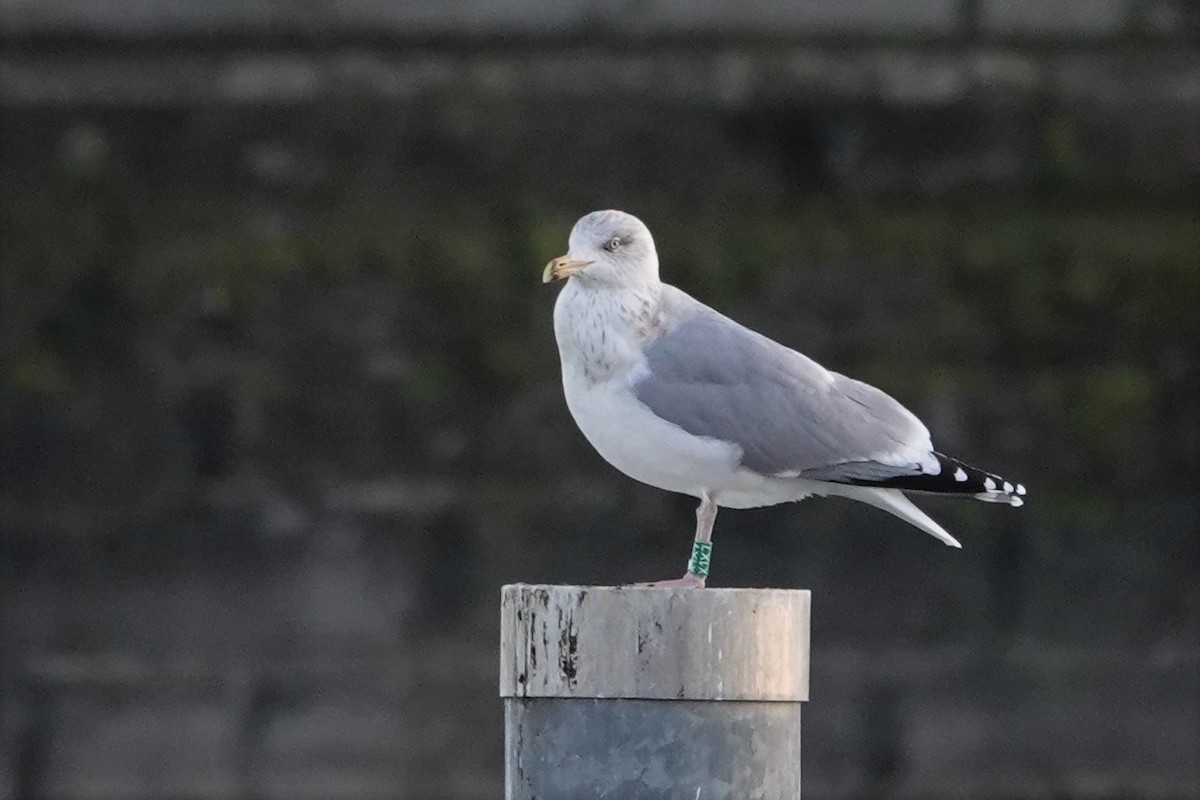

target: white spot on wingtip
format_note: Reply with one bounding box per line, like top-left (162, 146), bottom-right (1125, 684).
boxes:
top-left (953, 467), bottom-right (967, 482)
top-left (1003, 481), bottom-right (1014, 494)
top-left (1016, 483), bottom-right (1027, 496)
top-left (984, 477), bottom-right (996, 491)
top-left (1011, 496), bottom-right (1024, 508)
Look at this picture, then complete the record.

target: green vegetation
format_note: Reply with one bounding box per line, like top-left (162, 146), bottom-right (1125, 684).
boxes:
top-left (2, 107), bottom-right (1196, 512)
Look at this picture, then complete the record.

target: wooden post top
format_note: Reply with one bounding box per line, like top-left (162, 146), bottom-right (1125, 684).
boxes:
top-left (500, 584), bottom-right (810, 702)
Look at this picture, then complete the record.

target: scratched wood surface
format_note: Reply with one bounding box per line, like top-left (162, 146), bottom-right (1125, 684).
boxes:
top-left (500, 584), bottom-right (810, 701)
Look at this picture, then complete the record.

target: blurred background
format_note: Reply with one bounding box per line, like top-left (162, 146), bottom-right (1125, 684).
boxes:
top-left (1, 1), bottom-right (1198, 798)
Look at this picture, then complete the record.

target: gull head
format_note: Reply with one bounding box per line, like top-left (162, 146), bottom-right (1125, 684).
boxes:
top-left (543, 210), bottom-right (659, 288)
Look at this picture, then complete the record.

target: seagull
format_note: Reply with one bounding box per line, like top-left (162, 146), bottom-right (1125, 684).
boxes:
top-left (543, 209), bottom-right (1025, 588)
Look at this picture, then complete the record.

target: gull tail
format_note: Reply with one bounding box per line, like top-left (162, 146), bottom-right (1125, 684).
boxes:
top-left (834, 486), bottom-right (962, 548)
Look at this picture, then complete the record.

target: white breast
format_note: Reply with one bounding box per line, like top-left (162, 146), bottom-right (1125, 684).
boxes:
top-left (553, 281), bottom-right (811, 508)
top-left (561, 363), bottom-right (743, 498)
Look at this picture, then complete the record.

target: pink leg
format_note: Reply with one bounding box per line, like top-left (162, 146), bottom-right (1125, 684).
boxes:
top-left (635, 493), bottom-right (718, 588)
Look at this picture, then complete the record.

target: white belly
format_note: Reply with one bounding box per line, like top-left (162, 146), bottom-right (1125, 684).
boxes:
top-left (561, 365), bottom-right (814, 508)
top-left (552, 279), bottom-right (815, 509)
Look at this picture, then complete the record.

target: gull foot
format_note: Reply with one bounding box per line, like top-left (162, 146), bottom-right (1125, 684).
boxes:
top-left (633, 573), bottom-right (706, 589)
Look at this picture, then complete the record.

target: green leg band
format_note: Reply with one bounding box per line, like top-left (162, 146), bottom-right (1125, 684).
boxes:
top-left (687, 540), bottom-right (713, 578)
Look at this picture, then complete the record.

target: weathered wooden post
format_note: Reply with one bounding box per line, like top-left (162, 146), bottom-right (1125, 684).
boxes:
top-left (500, 584), bottom-right (811, 799)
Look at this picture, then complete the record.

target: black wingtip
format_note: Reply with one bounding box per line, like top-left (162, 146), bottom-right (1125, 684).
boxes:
top-left (844, 453), bottom-right (1026, 505)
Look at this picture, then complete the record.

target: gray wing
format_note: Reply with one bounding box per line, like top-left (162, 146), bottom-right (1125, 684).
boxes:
top-left (633, 299), bottom-right (934, 479)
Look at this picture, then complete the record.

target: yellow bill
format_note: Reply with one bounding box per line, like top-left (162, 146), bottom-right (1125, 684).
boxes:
top-left (543, 256), bottom-right (593, 283)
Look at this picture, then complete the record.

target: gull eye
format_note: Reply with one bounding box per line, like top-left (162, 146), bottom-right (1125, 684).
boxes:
top-left (602, 236), bottom-right (622, 252)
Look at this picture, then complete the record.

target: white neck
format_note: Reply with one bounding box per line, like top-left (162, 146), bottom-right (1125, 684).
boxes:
top-left (553, 279), bottom-right (663, 385)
